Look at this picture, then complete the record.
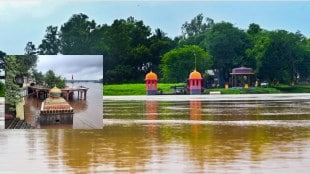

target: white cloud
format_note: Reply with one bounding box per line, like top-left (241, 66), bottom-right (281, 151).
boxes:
top-left (37, 55), bottom-right (103, 80)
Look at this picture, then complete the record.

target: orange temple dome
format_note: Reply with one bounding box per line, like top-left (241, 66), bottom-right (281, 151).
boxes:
top-left (189, 70), bottom-right (202, 79)
top-left (145, 71), bottom-right (158, 80)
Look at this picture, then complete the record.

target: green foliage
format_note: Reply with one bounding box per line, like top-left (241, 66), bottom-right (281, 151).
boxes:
top-left (245, 29), bottom-right (270, 73)
top-left (259, 30), bottom-right (306, 84)
top-left (38, 26), bottom-right (60, 54)
top-left (103, 83), bottom-right (307, 96)
top-left (24, 42), bottom-right (37, 55)
top-left (103, 83), bottom-right (179, 96)
top-left (104, 17), bottom-right (153, 83)
top-left (26, 13), bottom-right (310, 85)
top-left (32, 69), bottom-right (44, 85)
top-left (15, 55), bottom-right (38, 77)
top-left (59, 13), bottom-right (97, 54)
top-left (247, 23), bottom-right (262, 35)
top-left (181, 13), bottom-right (214, 38)
top-left (0, 81), bottom-right (4, 97)
top-left (44, 70), bottom-right (66, 88)
top-left (161, 45), bottom-right (212, 83)
top-left (203, 22), bottom-right (252, 85)
top-left (296, 38), bottom-right (310, 81)
top-left (274, 84), bottom-right (310, 93)
top-left (204, 87), bottom-right (281, 94)
top-left (0, 50), bottom-right (5, 73)
top-left (5, 56), bottom-right (23, 112)
top-left (148, 29), bottom-right (174, 74)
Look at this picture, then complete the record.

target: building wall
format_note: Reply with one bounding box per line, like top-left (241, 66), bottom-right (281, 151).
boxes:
top-left (16, 98), bottom-right (25, 120)
top-left (40, 113), bottom-right (73, 125)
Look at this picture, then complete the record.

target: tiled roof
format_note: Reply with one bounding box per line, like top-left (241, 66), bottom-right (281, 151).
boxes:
top-left (41, 97), bottom-right (74, 114)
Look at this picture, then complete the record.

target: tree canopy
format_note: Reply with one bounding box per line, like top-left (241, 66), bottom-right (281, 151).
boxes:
top-left (5, 56), bottom-right (28, 112)
top-left (161, 45), bottom-right (212, 83)
top-left (25, 13), bottom-right (310, 85)
top-left (44, 70), bottom-right (66, 88)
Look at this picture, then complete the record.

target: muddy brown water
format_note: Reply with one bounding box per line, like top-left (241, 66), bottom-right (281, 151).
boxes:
top-left (0, 94), bottom-right (309, 173)
top-left (24, 82), bottom-right (103, 129)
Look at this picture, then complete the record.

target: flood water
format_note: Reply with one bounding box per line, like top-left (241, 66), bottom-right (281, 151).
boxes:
top-left (23, 82), bottom-right (103, 129)
top-left (0, 94), bottom-right (309, 173)
top-left (102, 94), bottom-right (310, 173)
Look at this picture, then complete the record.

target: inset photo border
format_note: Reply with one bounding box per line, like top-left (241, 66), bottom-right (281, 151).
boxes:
top-left (4, 55), bottom-right (103, 129)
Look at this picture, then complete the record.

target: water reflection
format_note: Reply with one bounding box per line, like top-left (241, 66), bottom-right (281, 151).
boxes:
top-left (189, 100), bottom-right (202, 135)
top-left (101, 95), bottom-right (310, 173)
top-left (146, 101), bottom-right (159, 137)
top-left (104, 98), bottom-right (310, 121)
top-left (1, 123), bottom-right (309, 173)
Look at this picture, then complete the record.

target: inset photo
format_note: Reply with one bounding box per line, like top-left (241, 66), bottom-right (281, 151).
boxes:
top-left (0, 53), bottom-right (4, 129)
top-left (5, 55), bottom-right (103, 129)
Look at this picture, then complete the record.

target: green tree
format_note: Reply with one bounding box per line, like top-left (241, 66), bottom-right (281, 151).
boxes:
top-left (161, 45), bottom-right (213, 82)
top-left (15, 55), bottom-right (38, 78)
top-left (259, 30), bottom-right (306, 84)
top-left (32, 69), bottom-right (44, 85)
top-left (245, 24), bottom-right (270, 73)
top-left (148, 29), bottom-right (174, 74)
top-left (247, 23), bottom-right (262, 35)
top-left (24, 42), bottom-right (37, 55)
top-left (0, 50), bottom-right (5, 72)
top-left (103, 17), bottom-right (152, 83)
top-left (44, 70), bottom-right (66, 88)
top-left (38, 26), bottom-right (60, 55)
top-left (296, 38), bottom-right (310, 81)
top-left (203, 22), bottom-right (251, 85)
top-left (181, 13), bottom-right (214, 38)
top-left (5, 56), bottom-right (22, 113)
top-left (59, 13), bottom-right (97, 54)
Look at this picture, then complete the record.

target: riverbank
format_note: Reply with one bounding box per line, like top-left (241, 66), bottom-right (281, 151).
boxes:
top-left (103, 83), bottom-right (309, 96)
top-left (103, 93), bottom-right (310, 101)
top-left (103, 83), bottom-right (181, 95)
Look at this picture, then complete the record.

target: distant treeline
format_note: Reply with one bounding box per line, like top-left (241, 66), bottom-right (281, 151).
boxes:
top-left (3, 13), bottom-right (309, 86)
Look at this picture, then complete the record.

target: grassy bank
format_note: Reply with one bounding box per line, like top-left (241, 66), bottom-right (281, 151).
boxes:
top-left (204, 87), bottom-right (281, 94)
top-left (103, 83), bottom-right (182, 96)
top-left (103, 83), bottom-right (309, 96)
top-left (274, 84), bottom-right (310, 93)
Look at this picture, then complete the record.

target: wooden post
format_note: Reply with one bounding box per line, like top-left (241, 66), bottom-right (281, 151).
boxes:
top-left (84, 90), bottom-right (87, 100)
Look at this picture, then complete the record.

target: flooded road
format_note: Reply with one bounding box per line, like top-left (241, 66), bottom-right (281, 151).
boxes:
top-left (24, 82), bottom-right (103, 129)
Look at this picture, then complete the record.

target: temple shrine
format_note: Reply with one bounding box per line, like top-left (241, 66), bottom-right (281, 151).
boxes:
top-left (230, 67), bottom-right (255, 88)
top-left (40, 86), bottom-right (74, 125)
top-left (145, 71), bottom-right (158, 95)
top-left (31, 85), bottom-right (89, 100)
top-left (188, 70), bottom-right (202, 95)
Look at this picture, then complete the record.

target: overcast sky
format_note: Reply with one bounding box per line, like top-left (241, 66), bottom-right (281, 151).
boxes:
top-left (37, 55), bottom-right (103, 80)
top-left (0, 0), bottom-right (310, 54)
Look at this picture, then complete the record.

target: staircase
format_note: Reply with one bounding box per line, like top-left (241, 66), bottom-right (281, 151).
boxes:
top-left (5, 118), bottom-right (35, 129)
